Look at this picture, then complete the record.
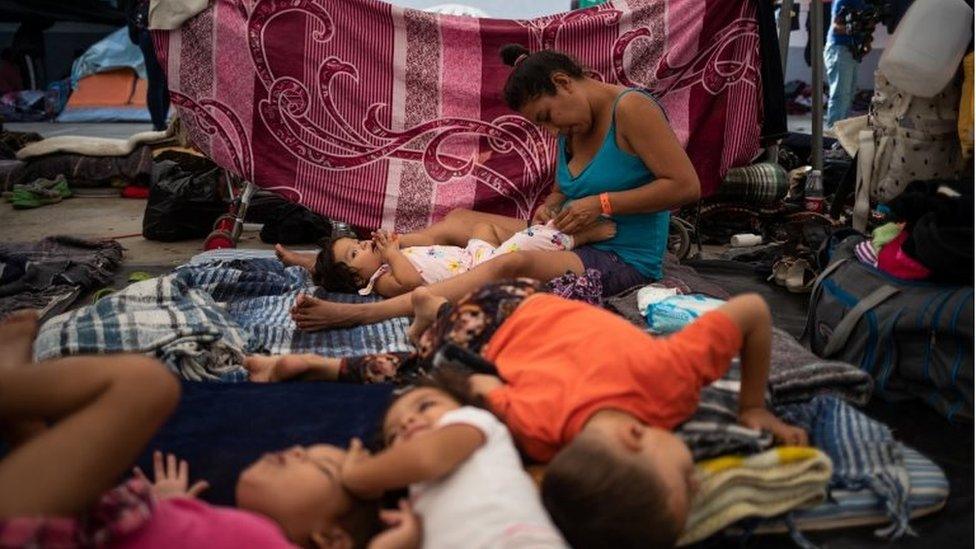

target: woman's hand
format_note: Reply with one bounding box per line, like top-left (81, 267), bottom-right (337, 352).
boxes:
top-left (552, 195), bottom-right (603, 234)
top-left (368, 499), bottom-right (423, 549)
top-left (134, 451), bottom-right (210, 500)
top-left (373, 230), bottom-right (402, 261)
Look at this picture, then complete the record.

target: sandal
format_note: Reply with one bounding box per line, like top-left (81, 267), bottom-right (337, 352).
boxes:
top-left (785, 258), bottom-right (817, 293)
top-left (768, 257), bottom-right (795, 287)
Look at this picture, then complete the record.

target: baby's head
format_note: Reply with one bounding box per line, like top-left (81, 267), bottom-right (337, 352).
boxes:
top-left (236, 444), bottom-right (379, 548)
top-left (541, 417), bottom-right (697, 549)
top-left (312, 236), bottom-right (383, 292)
top-left (381, 384), bottom-right (464, 447)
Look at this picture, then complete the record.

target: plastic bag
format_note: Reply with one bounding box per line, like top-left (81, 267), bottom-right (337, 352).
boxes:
top-left (644, 294), bottom-right (725, 334)
top-left (142, 160), bottom-right (226, 242)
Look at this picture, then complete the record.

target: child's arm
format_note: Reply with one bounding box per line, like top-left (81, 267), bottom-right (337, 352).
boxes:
top-left (342, 425), bottom-right (484, 498)
top-left (374, 231), bottom-right (425, 295)
top-left (0, 355), bottom-right (180, 517)
top-left (716, 294), bottom-right (809, 446)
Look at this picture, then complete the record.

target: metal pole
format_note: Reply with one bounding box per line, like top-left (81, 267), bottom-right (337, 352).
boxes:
top-left (810, 0), bottom-right (824, 171)
top-left (777, 0), bottom-right (795, 76)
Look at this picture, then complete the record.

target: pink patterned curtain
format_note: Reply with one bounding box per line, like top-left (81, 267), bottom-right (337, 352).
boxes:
top-left (154, 0), bottom-right (762, 231)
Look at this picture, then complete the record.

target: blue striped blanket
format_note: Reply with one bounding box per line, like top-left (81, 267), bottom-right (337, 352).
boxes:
top-left (33, 255), bottom-right (411, 381)
top-left (779, 396), bottom-right (916, 539)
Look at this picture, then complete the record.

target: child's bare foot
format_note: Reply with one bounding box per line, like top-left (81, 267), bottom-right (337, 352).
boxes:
top-left (275, 244), bottom-right (317, 271)
top-left (244, 354), bottom-right (326, 382)
top-left (571, 220), bottom-right (617, 246)
top-left (0, 310), bottom-right (39, 369)
top-left (407, 287), bottom-right (448, 344)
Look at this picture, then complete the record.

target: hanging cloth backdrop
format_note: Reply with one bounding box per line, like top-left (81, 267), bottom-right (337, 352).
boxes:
top-left (153, 0), bottom-right (763, 231)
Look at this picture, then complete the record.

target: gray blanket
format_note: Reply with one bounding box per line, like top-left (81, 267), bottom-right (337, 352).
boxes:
top-left (0, 236), bottom-right (123, 321)
top-left (677, 328), bottom-right (873, 461)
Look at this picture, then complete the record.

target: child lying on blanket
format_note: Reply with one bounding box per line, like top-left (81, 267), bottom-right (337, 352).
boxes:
top-left (340, 380), bottom-right (569, 548)
top-left (278, 218), bottom-right (615, 298)
top-left (0, 311), bottom-right (381, 549)
top-left (246, 283), bottom-right (809, 548)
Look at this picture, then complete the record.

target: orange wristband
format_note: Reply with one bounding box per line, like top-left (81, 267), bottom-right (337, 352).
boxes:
top-left (599, 192), bottom-right (613, 216)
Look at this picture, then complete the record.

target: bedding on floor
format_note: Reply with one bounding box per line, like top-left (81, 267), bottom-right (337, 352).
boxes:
top-left (679, 446), bottom-right (833, 545)
top-left (33, 274), bottom-right (251, 382)
top-left (33, 255), bottom-right (413, 380)
top-left (0, 236), bottom-right (123, 321)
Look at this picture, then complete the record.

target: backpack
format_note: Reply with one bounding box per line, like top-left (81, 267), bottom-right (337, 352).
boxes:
top-left (853, 71), bottom-right (962, 231)
top-left (805, 235), bottom-right (974, 421)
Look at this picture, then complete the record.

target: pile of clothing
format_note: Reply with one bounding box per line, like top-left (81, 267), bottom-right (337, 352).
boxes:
top-left (0, 236), bottom-right (123, 321)
top-left (855, 180), bottom-right (973, 284)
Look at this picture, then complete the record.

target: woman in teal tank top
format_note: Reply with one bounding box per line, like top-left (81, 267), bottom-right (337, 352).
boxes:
top-left (504, 44), bottom-right (701, 294)
top-left (280, 45), bottom-right (702, 330)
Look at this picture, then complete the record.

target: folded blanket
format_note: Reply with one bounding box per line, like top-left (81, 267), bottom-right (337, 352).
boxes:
top-left (676, 329), bottom-right (873, 460)
top-left (33, 275), bottom-right (249, 382)
top-left (16, 129), bottom-right (172, 160)
top-left (678, 446), bottom-right (832, 545)
top-left (779, 396), bottom-right (915, 539)
top-left (0, 236), bottom-right (123, 321)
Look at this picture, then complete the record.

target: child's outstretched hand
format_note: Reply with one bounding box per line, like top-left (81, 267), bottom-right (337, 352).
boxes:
top-left (134, 451), bottom-right (210, 500)
top-left (738, 407), bottom-right (809, 446)
top-left (368, 499), bottom-right (422, 549)
top-left (341, 438), bottom-right (383, 499)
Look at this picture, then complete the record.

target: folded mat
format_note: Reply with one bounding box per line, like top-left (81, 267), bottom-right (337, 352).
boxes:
top-left (0, 236), bottom-right (123, 321)
top-left (679, 447), bottom-right (832, 545)
top-left (137, 381), bottom-right (393, 506)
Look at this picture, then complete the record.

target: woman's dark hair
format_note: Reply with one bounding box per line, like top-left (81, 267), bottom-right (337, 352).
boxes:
top-left (312, 236), bottom-right (362, 292)
top-left (500, 43), bottom-right (585, 110)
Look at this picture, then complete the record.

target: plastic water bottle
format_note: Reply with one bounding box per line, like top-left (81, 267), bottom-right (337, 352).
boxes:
top-left (879, 0), bottom-right (973, 98)
top-left (804, 170), bottom-right (824, 213)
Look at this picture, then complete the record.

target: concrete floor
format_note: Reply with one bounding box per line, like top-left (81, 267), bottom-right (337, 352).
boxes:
top-left (2, 122), bottom-right (272, 267)
top-left (1, 196), bottom-right (273, 267)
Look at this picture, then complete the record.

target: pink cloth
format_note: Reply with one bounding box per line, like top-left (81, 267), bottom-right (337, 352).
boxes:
top-left (113, 498), bottom-right (293, 549)
top-left (153, 0), bottom-right (763, 231)
top-left (877, 231), bottom-right (932, 281)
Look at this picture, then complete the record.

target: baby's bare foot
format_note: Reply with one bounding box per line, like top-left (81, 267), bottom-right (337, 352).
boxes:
top-left (275, 244), bottom-right (317, 271)
top-left (407, 287), bottom-right (448, 344)
top-left (572, 220), bottom-right (617, 246)
top-left (0, 310), bottom-right (39, 369)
